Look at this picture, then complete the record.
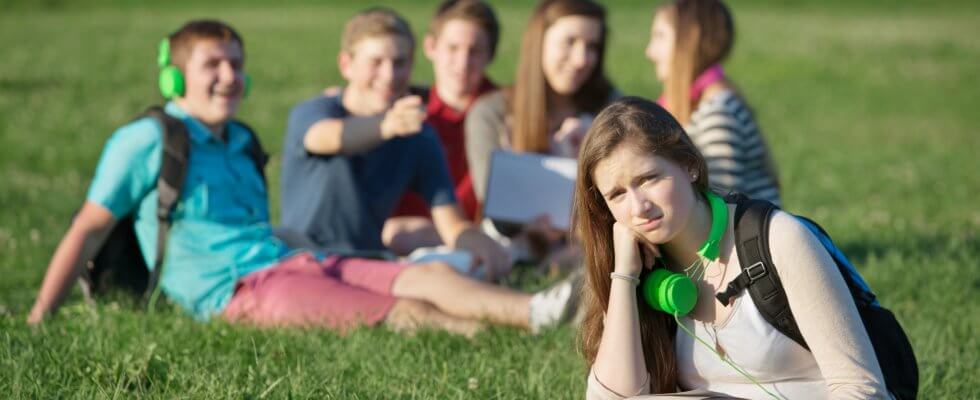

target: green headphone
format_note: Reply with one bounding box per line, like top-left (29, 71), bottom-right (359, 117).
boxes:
top-left (641, 190), bottom-right (728, 316)
top-left (156, 38), bottom-right (251, 99)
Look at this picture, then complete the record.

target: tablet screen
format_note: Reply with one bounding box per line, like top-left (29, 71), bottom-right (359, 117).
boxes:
top-left (483, 150), bottom-right (577, 230)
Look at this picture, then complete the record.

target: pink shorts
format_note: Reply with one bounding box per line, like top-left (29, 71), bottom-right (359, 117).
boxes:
top-left (223, 252), bottom-right (408, 329)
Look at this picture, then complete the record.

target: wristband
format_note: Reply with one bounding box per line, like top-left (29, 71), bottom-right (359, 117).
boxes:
top-left (610, 272), bottom-right (640, 285)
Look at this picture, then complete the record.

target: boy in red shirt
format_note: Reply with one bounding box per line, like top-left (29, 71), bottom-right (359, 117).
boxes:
top-left (383, 0), bottom-right (500, 255)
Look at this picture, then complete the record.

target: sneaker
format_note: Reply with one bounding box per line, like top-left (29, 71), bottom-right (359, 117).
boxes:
top-left (528, 276), bottom-right (580, 334)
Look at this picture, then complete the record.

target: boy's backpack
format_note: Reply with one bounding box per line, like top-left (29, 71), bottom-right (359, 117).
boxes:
top-left (714, 194), bottom-right (918, 399)
top-left (78, 106), bottom-right (268, 302)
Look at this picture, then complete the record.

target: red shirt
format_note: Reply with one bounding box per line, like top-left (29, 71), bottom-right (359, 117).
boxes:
top-left (391, 78), bottom-right (497, 221)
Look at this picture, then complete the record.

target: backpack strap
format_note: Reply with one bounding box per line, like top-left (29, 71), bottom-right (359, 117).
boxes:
top-left (139, 113), bottom-right (266, 301)
top-left (230, 119), bottom-right (269, 184)
top-left (795, 216), bottom-right (878, 308)
top-left (715, 194), bottom-right (770, 307)
top-left (722, 193), bottom-right (810, 350)
top-left (142, 106), bottom-right (190, 301)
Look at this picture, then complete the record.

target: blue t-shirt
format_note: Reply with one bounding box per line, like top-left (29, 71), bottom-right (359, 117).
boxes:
top-left (86, 102), bottom-right (290, 320)
top-left (280, 94), bottom-right (456, 251)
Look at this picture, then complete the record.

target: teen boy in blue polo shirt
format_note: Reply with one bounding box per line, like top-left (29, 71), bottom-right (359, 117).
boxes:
top-left (27, 20), bottom-right (575, 334)
top-left (280, 8), bottom-right (511, 280)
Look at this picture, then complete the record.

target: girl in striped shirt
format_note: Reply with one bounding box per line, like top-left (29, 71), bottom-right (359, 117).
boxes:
top-left (646, 0), bottom-right (781, 205)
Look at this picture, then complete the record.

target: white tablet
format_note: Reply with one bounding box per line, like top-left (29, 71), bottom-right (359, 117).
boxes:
top-left (483, 149), bottom-right (578, 230)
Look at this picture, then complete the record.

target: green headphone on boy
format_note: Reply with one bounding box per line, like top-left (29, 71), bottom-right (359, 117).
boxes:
top-left (156, 38), bottom-right (251, 99)
top-left (642, 190), bottom-right (728, 316)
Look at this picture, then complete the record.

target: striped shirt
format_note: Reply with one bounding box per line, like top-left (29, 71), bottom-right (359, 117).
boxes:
top-left (687, 89), bottom-right (782, 206)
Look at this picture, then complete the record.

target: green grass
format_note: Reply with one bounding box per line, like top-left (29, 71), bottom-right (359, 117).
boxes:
top-left (1, 1), bottom-right (978, 398)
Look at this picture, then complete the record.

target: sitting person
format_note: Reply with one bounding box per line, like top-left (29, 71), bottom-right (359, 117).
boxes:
top-left (645, 0), bottom-right (781, 205)
top-left (280, 7), bottom-right (510, 279)
top-left (26, 20), bottom-right (576, 336)
top-left (382, 0), bottom-right (501, 257)
top-left (465, 0), bottom-right (619, 263)
top-left (574, 97), bottom-right (890, 398)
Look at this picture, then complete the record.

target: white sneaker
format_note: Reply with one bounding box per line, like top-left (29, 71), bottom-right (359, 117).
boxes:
top-left (529, 279), bottom-right (578, 334)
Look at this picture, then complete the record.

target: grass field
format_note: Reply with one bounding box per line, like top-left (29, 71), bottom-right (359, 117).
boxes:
top-left (1, 0), bottom-right (978, 398)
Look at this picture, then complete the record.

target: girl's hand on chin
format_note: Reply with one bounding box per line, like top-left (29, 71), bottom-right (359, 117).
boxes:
top-left (612, 222), bottom-right (660, 276)
top-left (612, 222), bottom-right (662, 277)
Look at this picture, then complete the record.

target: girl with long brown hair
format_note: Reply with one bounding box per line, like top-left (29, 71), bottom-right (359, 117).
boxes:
top-left (576, 97), bottom-right (890, 399)
top-left (464, 0), bottom-right (617, 262)
top-left (647, 0), bottom-right (781, 206)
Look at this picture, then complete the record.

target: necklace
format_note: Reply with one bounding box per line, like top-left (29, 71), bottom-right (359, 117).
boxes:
top-left (703, 259), bottom-right (725, 279)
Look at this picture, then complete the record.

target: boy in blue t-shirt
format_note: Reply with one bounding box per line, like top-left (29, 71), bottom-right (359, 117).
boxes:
top-left (27, 19), bottom-right (574, 334)
top-left (280, 8), bottom-right (511, 281)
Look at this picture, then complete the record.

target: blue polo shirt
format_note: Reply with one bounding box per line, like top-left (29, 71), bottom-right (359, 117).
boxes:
top-left (280, 93), bottom-right (456, 251)
top-left (86, 102), bottom-right (289, 320)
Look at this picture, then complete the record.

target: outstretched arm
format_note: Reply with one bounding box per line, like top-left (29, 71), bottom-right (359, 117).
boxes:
top-left (302, 96), bottom-right (426, 155)
top-left (28, 202), bottom-right (117, 324)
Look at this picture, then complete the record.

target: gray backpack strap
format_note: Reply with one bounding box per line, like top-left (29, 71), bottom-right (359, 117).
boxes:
top-left (143, 106), bottom-right (190, 301)
top-left (229, 119), bottom-right (268, 184)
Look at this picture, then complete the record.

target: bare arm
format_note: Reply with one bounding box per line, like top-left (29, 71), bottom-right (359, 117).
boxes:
top-left (769, 212), bottom-right (891, 399)
top-left (589, 222), bottom-right (654, 398)
top-left (303, 96), bottom-right (425, 156)
top-left (431, 204), bottom-right (510, 281)
top-left (28, 201), bottom-right (117, 324)
top-left (430, 204), bottom-right (470, 247)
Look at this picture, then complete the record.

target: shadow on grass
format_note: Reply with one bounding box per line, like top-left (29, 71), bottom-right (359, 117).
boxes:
top-left (834, 231), bottom-right (975, 265)
top-left (0, 77), bottom-right (62, 92)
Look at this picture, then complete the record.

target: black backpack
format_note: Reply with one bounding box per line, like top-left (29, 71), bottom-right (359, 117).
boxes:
top-left (714, 194), bottom-right (918, 399)
top-left (78, 106), bottom-right (268, 302)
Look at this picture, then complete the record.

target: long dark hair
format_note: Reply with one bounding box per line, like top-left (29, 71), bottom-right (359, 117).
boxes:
top-left (511, 0), bottom-right (614, 153)
top-left (574, 97), bottom-right (708, 393)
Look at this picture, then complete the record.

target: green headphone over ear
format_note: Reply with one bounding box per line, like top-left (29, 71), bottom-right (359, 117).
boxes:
top-left (643, 268), bottom-right (699, 315)
top-left (642, 190), bottom-right (728, 316)
top-left (156, 38), bottom-right (251, 99)
top-left (157, 39), bottom-right (184, 99)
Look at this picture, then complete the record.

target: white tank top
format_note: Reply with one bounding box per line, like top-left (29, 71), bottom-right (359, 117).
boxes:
top-left (675, 293), bottom-right (828, 399)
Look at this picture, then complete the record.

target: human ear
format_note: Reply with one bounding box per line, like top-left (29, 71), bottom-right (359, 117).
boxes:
top-left (687, 166), bottom-right (700, 183)
top-left (337, 52), bottom-right (353, 81)
top-left (423, 34), bottom-right (438, 61)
